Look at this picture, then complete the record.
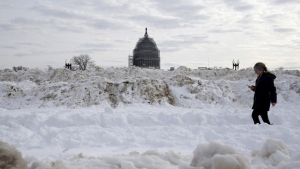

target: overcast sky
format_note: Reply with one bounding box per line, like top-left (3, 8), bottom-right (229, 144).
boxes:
top-left (1, 0), bottom-right (300, 70)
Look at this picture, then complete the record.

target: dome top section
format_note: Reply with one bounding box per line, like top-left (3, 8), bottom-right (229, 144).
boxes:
top-left (133, 28), bottom-right (159, 53)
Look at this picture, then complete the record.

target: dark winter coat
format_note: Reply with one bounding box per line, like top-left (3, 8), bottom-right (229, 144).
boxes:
top-left (252, 72), bottom-right (277, 111)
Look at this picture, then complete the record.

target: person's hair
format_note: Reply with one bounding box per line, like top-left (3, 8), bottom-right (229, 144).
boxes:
top-left (254, 62), bottom-right (268, 71)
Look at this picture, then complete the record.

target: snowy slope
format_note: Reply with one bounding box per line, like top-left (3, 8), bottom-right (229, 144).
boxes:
top-left (0, 67), bottom-right (300, 169)
top-left (1, 67), bottom-right (299, 109)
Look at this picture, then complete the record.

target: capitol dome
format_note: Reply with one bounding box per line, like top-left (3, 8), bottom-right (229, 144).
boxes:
top-left (128, 28), bottom-right (160, 69)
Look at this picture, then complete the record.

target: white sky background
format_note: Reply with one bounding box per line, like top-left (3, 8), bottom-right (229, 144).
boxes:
top-left (0, 0), bottom-right (300, 70)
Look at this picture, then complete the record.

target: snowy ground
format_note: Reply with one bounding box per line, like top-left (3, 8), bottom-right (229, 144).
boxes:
top-left (0, 67), bottom-right (300, 169)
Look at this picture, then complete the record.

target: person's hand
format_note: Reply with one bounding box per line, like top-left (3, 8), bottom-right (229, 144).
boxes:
top-left (271, 102), bottom-right (276, 106)
top-left (248, 85), bottom-right (254, 90)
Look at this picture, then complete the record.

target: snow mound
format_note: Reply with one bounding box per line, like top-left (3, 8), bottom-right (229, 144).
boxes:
top-left (261, 139), bottom-right (290, 166)
top-left (176, 66), bottom-right (190, 71)
top-left (260, 138), bottom-right (300, 167)
top-left (275, 152), bottom-right (300, 169)
top-left (258, 139), bottom-right (300, 168)
top-left (190, 141), bottom-right (237, 168)
top-left (269, 150), bottom-right (290, 166)
top-left (1, 67), bottom-right (300, 109)
top-left (261, 138), bottom-right (289, 158)
top-left (26, 150), bottom-right (181, 169)
top-left (0, 141), bottom-right (28, 169)
top-left (0, 78), bottom-right (175, 109)
top-left (28, 159), bottom-right (67, 169)
top-left (141, 149), bottom-right (160, 156)
top-left (211, 154), bottom-right (251, 169)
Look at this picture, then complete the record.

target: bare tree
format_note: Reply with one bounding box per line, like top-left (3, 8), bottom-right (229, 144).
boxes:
top-left (71, 54), bottom-right (94, 71)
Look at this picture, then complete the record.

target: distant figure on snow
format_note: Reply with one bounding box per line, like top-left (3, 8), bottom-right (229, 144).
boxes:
top-left (248, 62), bottom-right (277, 125)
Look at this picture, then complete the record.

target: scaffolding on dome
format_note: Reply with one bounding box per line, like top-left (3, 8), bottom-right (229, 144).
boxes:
top-left (129, 28), bottom-right (160, 69)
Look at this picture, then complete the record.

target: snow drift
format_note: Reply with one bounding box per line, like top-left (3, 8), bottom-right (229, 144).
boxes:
top-left (3, 138), bottom-right (298, 169)
top-left (211, 154), bottom-right (251, 169)
top-left (261, 138), bottom-right (290, 166)
top-left (1, 67), bottom-right (299, 109)
top-left (261, 138), bottom-right (290, 158)
top-left (190, 141), bottom-right (251, 169)
top-left (1, 67), bottom-right (300, 169)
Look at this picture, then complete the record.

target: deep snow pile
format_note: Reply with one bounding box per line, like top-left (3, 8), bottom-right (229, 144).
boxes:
top-left (0, 67), bottom-right (299, 109)
top-left (190, 141), bottom-right (251, 169)
top-left (2, 138), bottom-right (300, 169)
top-left (1, 67), bottom-right (300, 169)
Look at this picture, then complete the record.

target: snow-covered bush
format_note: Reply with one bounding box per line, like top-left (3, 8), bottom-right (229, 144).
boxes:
top-left (190, 141), bottom-right (236, 169)
top-left (0, 141), bottom-right (28, 169)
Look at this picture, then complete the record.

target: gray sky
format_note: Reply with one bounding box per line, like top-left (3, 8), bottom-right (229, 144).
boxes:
top-left (1, 0), bottom-right (300, 70)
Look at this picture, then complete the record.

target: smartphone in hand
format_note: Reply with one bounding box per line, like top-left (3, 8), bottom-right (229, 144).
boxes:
top-left (248, 85), bottom-right (254, 90)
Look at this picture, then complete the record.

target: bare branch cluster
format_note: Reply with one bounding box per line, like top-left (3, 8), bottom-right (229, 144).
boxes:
top-left (71, 54), bottom-right (94, 71)
top-left (13, 66), bottom-right (29, 72)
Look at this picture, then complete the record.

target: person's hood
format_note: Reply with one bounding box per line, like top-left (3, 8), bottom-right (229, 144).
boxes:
top-left (264, 72), bottom-right (276, 79)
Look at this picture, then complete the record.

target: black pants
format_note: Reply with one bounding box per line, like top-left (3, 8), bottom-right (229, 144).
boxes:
top-left (252, 109), bottom-right (271, 125)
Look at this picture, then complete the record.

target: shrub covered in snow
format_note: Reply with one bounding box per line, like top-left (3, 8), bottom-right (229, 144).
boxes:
top-left (0, 141), bottom-right (28, 169)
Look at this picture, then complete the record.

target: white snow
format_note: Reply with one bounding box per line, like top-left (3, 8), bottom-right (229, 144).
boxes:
top-left (0, 67), bottom-right (300, 169)
top-left (211, 154), bottom-right (251, 169)
top-left (190, 141), bottom-right (236, 168)
top-left (261, 138), bottom-right (290, 166)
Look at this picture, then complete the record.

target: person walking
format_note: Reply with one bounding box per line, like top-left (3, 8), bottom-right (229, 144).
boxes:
top-left (248, 62), bottom-right (277, 125)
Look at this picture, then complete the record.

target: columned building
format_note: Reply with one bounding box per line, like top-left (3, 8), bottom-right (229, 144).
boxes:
top-left (129, 28), bottom-right (160, 69)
